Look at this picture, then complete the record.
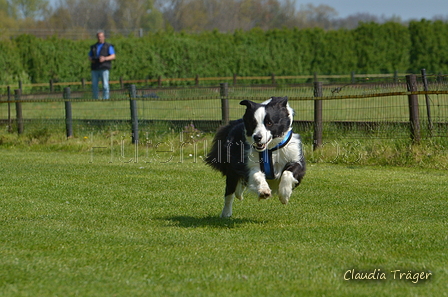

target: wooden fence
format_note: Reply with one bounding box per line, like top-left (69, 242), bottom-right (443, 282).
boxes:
top-left (3, 73), bottom-right (448, 148)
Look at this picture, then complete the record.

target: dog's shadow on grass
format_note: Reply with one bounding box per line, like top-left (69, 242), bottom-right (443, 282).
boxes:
top-left (162, 215), bottom-right (264, 229)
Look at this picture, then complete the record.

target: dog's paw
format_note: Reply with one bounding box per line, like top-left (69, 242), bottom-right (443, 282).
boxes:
top-left (279, 171), bottom-right (298, 204)
top-left (221, 195), bottom-right (234, 218)
top-left (278, 182), bottom-right (292, 204)
top-left (220, 208), bottom-right (232, 218)
top-left (258, 188), bottom-right (271, 200)
top-left (278, 193), bottom-right (290, 204)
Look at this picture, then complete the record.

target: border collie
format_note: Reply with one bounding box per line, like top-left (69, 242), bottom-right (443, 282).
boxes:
top-left (206, 97), bottom-right (306, 218)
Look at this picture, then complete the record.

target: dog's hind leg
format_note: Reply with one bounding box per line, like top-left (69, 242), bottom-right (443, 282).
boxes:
top-left (221, 176), bottom-right (239, 218)
top-left (221, 194), bottom-right (234, 218)
top-left (235, 179), bottom-right (245, 201)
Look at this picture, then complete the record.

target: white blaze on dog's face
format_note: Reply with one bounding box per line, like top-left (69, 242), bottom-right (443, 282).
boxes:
top-left (251, 107), bottom-right (271, 151)
top-left (240, 97), bottom-right (293, 152)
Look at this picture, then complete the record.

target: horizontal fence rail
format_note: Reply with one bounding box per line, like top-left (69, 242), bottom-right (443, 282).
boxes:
top-left (3, 72), bottom-right (448, 93)
top-left (1, 74), bottom-right (448, 148)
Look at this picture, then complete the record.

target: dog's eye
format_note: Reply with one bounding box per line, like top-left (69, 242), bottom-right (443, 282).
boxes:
top-left (265, 120), bottom-right (273, 127)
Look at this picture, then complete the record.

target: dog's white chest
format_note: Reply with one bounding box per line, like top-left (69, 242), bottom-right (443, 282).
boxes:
top-left (247, 134), bottom-right (302, 180)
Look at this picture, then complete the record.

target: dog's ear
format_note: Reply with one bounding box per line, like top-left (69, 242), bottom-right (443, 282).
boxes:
top-left (269, 96), bottom-right (288, 107)
top-left (240, 100), bottom-right (256, 109)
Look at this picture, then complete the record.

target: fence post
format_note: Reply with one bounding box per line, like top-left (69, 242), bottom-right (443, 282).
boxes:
top-left (7, 86), bottom-right (12, 133)
top-left (195, 74), bottom-right (199, 86)
top-left (233, 74), bottom-right (237, 86)
top-left (81, 78), bottom-right (86, 89)
top-left (120, 76), bottom-right (124, 89)
top-left (420, 69), bottom-right (433, 137)
top-left (157, 76), bottom-right (162, 87)
top-left (14, 89), bottom-right (23, 134)
top-left (50, 79), bottom-right (54, 92)
top-left (351, 71), bottom-right (355, 83)
top-left (220, 82), bottom-right (229, 125)
top-left (64, 87), bottom-right (73, 138)
top-left (406, 74), bottom-right (421, 143)
top-left (129, 84), bottom-right (139, 144)
top-left (313, 81), bottom-right (323, 150)
top-left (271, 73), bottom-right (276, 85)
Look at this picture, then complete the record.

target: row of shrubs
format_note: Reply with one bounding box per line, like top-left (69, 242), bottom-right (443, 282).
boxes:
top-left (1, 20), bottom-right (448, 86)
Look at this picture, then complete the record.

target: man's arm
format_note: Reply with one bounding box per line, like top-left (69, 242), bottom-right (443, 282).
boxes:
top-left (88, 50), bottom-right (94, 62)
top-left (99, 45), bottom-right (115, 62)
top-left (99, 54), bottom-right (115, 63)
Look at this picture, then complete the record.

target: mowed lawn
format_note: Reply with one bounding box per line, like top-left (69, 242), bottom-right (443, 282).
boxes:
top-left (0, 150), bottom-right (447, 296)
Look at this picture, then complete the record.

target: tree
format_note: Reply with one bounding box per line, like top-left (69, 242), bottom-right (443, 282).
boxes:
top-left (297, 3), bottom-right (338, 29)
top-left (51, 0), bottom-right (116, 31)
top-left (113, 0), bottom-right (164, 33)
top-left (159, 0), bottom-right (300, 32)
top-left (8, 0), bottom-right (50, 19)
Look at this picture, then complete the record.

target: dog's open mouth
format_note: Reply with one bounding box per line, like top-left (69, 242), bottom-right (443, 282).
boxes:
top-left (253, 143), bottom-right (267, 151)
top-left (252, 137), bottom-right (272, 151)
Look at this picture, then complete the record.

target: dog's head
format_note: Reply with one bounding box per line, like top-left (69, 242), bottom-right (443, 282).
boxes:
top-left (240, 97), bottom-right (294, 152)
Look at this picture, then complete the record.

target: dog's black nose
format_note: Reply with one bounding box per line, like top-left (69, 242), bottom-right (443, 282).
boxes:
top-left (253, 134), bottom-right (262, 143)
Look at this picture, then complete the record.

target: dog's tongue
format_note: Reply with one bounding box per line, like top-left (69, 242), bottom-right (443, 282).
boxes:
top-left (254, 143), bottom-right (266, 150)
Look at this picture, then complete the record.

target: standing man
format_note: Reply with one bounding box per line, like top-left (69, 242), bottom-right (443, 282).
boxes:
top-left (88, 31), bottom-right (116, 99)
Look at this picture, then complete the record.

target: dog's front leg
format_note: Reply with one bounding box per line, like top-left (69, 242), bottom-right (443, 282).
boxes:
top-left (279, 162), bottom-right (306, 204)
top-left (249, 170), bottom-right (271, 199)
top-left (278, 170), bottom-right (298, 204)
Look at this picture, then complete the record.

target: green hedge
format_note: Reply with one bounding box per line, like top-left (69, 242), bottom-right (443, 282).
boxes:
top-left (1, 20), bottom-right (448, 85)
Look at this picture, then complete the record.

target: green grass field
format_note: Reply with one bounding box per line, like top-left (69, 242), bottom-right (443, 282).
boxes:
top-left (1, 149), bottom-right (447, 296)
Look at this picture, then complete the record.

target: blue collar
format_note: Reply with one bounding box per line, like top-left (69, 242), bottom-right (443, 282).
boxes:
top-left (270, 129), bottom-right (293, 152)
top-left (259, 130), bottom-right (293, 179)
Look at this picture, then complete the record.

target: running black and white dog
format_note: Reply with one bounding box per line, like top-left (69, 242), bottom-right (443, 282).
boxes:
top-left (206, 97), bottom-right (306, 218)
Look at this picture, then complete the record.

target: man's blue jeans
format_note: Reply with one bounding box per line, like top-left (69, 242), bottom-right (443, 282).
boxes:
top-left (91, 69), bottom-right (110, 99)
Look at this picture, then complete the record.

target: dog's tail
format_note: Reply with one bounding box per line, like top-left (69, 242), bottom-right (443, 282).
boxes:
top-left (205, 119), bottom-right (244, 175)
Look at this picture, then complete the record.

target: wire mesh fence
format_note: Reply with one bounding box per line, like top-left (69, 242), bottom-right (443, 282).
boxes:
top-left (1, 77), bottom-right (448, 145)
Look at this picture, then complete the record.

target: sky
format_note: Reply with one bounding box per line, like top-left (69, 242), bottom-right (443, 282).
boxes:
top-left (299, 0), bottom-right (448, 20)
